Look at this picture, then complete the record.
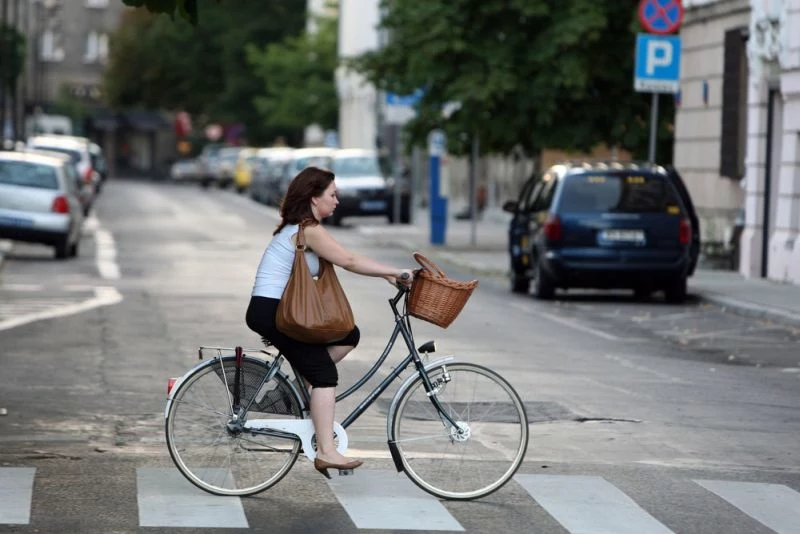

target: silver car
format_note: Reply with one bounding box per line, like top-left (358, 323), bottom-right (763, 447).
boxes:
top-left (0, 150), bottom-right (84, 259)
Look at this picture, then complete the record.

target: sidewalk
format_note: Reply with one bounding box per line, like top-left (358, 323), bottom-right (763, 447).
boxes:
top-left (358, 205), bottom-right (800, 326)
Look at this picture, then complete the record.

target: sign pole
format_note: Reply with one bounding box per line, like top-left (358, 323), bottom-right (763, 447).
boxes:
top-left (648, 92), bottom-right (659, 163)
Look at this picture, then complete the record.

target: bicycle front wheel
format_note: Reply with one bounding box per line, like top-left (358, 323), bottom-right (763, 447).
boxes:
top-left (391, 362), bottom-right (529, 500)
top-left (165, 356), bottom-right (303, 496)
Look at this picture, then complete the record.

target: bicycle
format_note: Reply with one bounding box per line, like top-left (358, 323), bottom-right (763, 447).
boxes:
top-left (164, 265), bottom-right (529, 501)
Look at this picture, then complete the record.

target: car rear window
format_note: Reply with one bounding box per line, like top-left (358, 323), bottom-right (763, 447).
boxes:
top-left (559, 173), bottom-right (681, 214)
top-left (31, 145), bottom-right (81, 164)
top-left (333, 156), bottom-right (381, 177)
top-left (0, 160), bottom-right (59, 189)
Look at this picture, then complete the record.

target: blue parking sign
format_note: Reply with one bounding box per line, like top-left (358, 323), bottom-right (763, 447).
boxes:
top-left (634, 34), bottom-right (681, 93)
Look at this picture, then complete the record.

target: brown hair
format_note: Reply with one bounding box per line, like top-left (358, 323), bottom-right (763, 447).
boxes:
top-left (273, 166), bottom-right (335, 235)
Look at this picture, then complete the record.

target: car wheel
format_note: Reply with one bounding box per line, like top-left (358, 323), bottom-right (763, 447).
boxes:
top-left (633, 287), bottom-right (652, 300)
top-left (201, 178), bottom-right (210, 189)
top-left (69, 240), bottom-right (79, 258)
top-left (54, 238), bottom-right (70, 260)
top-left (532, 260), bottom-right (555, 300)
top-left (663, 276), bottom-right (687, 304)
top-left (510, 271), bottom-right (530, 294)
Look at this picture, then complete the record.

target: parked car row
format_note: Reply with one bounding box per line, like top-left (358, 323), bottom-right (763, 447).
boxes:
top-left (0, 132), bottom-right (110, 260)
top-left (503, 160), bottom-right (700, 303)
top-left (172, 145), bottom-right (411, 225)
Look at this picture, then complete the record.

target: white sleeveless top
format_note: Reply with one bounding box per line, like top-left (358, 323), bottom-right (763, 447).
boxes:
top-left (251, 224), bottom-right (320, 299)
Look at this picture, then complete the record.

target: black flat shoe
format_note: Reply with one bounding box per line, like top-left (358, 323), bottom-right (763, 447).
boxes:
top-left (314, 458), bottom-right (363, 479)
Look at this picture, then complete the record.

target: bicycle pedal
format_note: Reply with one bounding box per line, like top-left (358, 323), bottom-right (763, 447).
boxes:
top-left (338, 469), bottom-right (354, 476)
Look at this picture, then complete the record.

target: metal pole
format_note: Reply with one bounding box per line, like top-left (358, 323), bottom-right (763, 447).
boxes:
top-left (648, 92), bottom-right (659, 163)
top-left (392, 125), bottom-right (401, 224)
top-left (469, 131), bottom-right (479, 246)
top-left (10, 0), bottom-right (18, 140)
top-left (0, 0), bottom-right (8, 142)
top-left (761, 89), bottom-right (775, 279)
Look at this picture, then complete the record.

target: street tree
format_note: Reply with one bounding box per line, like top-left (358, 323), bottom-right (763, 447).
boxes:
top-left (246, 15), bottom-right (338, 132)
top-left (351, 0), bottom-right (673, 161)
top-left (0, 24), bottom-right (25, 92)
top-left (106, 0), bottom-right (306, 144)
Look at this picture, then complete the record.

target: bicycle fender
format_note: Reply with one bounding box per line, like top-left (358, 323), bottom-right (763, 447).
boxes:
top-left (385, 356), bottom-right (455, 438)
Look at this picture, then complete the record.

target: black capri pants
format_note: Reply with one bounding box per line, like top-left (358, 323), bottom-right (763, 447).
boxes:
top-left (245, 296), bottom-right (360, 388)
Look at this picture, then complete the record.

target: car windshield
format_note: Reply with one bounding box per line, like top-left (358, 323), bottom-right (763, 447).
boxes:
top-left (333, 156), bottom-right (381, 177)
top-left (0, 160), bottom-right (59, 189)
top-left (31, 146), bottom-right (81, 164)
top-left (291, 156), bottom-right (333, 173)
top-left (559, 173), bottom-right (680, 214)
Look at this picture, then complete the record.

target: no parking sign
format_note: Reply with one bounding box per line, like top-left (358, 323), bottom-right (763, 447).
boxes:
top-left (638, 0), bottom-right (684, 35)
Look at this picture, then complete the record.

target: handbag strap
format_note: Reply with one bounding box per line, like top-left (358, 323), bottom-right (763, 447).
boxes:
top-left (295, 224), bottom-right (307, 251)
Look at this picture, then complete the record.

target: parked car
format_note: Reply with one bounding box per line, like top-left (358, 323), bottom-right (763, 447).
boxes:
top-left (233, 148), bottom-right (259, 193)
top-left (27, 135), bottom-right (99, 196)
top-left (0, 150), bottom-right (85, 259)
top-left (249, 147), bottom-right (294, 205)
top-left (197, 143), bottom-right (223, 188)
top-left (274, 147), bottom-right (335, 205)
top-left (330, 148), bottom-right (410, 225)
top-left (170, 158), bottom-right (201, 182)
top-left (24, 147), bottom-right (94, 216)
top-left (503, 161), bottom-right (700, 303)
top-left (216, 146), bottom-right (251, 188)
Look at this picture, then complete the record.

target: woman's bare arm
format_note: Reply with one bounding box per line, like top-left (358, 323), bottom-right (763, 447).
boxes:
top-left (303, 224), bottom-right (411, 280)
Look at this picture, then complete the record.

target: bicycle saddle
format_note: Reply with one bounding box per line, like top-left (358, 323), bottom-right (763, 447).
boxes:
top-left (417, 340), bottom-right (436, 354)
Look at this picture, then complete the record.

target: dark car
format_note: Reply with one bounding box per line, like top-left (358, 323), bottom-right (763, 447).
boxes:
top-left (503, 161), bottom-right (701, 303)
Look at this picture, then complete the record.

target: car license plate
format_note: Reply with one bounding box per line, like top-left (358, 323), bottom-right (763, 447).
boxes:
top-left (360, 200), bottom-right (387, 212)
top-left (600, 229), bottom-right (645, 244)
top-left (0, 215), bottom-right (34, 228)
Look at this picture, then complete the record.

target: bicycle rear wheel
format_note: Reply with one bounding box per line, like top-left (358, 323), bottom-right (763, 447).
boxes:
top-left (390, 362), bottom-right (528, 500)
top-left (165, 356), bottom-right (303, 496)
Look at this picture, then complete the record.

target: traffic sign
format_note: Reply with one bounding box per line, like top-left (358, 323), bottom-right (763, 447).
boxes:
top-left (634, 34), bottom-right (681, 93)
top-left (638, 0), bottom-right (684, 35)
top-left (427, 129), bottom-right (447, 156)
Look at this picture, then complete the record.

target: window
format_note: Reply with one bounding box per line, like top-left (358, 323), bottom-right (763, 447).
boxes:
top-left (0, 161), bottom-right (59, 190)
top-left (558, 173), bottom-right (679, 214)
top-left (720, 27), bottom-right (748, 180)
top-left (40, 29), bottom-right (64, 62)
top-left (85, 0), bottom-right (109, 7)
top-left (84, 31), bottom-right (109, 63)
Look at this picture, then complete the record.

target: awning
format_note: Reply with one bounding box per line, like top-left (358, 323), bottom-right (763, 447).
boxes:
top-left (88, 111), bottom-right (119, 131)
top-left (119, 110), bottom-right (171, 132)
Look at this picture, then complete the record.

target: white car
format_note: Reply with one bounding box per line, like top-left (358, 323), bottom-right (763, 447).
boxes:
top-left (27, 135), bottom-right (100, 203)
top-left (0, 150), bottom-right (84, 259)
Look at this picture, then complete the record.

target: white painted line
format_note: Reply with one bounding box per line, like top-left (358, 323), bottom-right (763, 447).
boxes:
top-left (604, 354), bottom-right (687, 384)
top-left (510, 302), bottom-right (622, 341)
top-left (94, 227), bottom-right (120, 280)
top-left (327, 469), bottom-right (464, 531)
top-left (0, 468), bottom-right (35, 525)
top-left (3, 284), bottom-right (44, 291)
top-left (136, 468), bottom-right (248, 528)
top-left (515, 474), bottom-right (673, 534)
top-left (0, 286), bottom-right (122, 332)
top-left (695, 479), bottom-right (800, 534)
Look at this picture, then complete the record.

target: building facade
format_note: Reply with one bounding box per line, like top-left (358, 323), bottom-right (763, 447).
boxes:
top-left (676, 0), bottom-right (800, 285)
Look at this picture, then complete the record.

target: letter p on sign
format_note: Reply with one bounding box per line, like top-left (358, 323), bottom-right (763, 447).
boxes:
top-left (646, 40), bottom-right (672, 75)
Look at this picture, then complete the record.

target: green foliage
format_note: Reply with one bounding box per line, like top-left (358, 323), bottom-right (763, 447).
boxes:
top-left (105, 0), bottom-right (307, 144)
top-left (0, 24), bottom-right (26, 91)
top-left (352, 0), bottom-right (674, 161)
top-left (121, 0), bottom-right (212, 25)
top-left (246, 15), bottom-right (338, 131)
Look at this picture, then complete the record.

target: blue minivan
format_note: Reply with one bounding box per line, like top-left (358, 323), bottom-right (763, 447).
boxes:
top-left (503, 161), bottom-right (700, 303)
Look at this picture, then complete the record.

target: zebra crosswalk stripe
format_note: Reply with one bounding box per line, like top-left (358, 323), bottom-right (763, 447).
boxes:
top-left (326, 470), bottom-right (464, 531)
top-left (136, 468), bottom-right (249, 528)
top-left (0, 467), bottom-right (35, 525)
top-left (515, 474), bottom-right (674, 534)
top-left (694, 479), bottom-right (800, 534)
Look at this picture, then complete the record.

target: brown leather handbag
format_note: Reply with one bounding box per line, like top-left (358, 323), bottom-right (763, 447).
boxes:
top-left (276, 224), bottom-right (355, 344)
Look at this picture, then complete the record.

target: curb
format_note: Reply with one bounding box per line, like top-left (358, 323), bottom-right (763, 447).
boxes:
top-left (693, 291), bottom-right (800, 327)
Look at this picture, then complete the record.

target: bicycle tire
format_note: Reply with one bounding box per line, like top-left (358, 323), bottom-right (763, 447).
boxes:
top-left (390, 362), bottom-right (529, 500)
top-left (165, 356), bottom-right (303, 496)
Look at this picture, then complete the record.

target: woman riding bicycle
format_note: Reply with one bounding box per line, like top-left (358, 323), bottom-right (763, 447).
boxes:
top-left (245, 166), bottom-right (414, 477)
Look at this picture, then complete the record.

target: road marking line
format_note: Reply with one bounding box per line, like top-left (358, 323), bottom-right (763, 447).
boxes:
top-left (327, 469), bottom-right (464, 531)
top-left (510, 301), bottom-right (622, 341)
top-left (136, 468), bottom-right (248, 528)
top-left (515, 474), bottom-right (674, 534)
top-left (3, 284), bottom-right (43, 291)
top-left (0, 468), bottom-right (35, 525)
top-left (0, 287), bottom-right (122, 332)
top-left (604, 354), bottom-right (687, 383)
top-left (95, 227), bottom-right (120, 280)
top-left (695, 480), bottom-right (800, 534)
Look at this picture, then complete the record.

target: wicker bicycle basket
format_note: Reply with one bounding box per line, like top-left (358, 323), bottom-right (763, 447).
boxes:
top-left (407, 252), bottom-right (479, 328)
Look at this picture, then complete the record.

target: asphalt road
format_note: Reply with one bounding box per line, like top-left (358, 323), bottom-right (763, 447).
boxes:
top-left (0, 179), bottom-right (798, 534)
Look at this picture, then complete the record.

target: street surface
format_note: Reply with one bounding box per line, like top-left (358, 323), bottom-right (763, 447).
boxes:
top-left (0, 179), bottom-right (799, 533)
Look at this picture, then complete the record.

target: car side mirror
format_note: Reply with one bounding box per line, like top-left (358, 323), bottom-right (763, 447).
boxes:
top-left (502, 200), bottom-right (517, 214)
